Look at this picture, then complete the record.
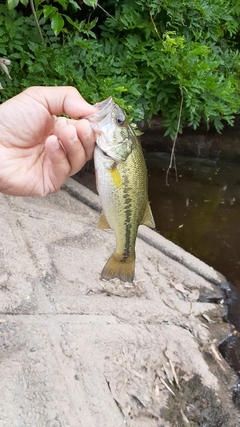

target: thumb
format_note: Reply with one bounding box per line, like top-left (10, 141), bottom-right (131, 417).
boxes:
top-left (25, 86), bottom-right (97, 118)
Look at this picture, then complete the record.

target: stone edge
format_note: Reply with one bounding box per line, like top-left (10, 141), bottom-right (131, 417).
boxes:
top-left (62, 177), bottom-right (229, 288)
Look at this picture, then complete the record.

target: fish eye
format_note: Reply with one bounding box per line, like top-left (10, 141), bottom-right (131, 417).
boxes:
top-left (115, 115), bottom-right (125, 126)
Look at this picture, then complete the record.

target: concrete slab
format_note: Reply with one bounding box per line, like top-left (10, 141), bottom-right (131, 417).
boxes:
top-left (0, 178), bottom-right (238, 426)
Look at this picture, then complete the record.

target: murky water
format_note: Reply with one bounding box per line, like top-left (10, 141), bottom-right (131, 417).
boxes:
top-left (146, 152), bottom-right (240, 289)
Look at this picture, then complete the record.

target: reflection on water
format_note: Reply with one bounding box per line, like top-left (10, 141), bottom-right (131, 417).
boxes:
top-left (146, 153), bottom-right (240, 288)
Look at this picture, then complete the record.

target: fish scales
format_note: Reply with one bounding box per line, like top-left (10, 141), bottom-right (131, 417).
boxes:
top-left (96, 136), bottom-right (147, 257)
top-left (85, 97), bottom-right (155, 282)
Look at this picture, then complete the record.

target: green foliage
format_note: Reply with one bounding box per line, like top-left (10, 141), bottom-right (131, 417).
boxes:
top-left (7, 0), bottom-right (87, 35)
top-left (1, 0), bottom-right (240, 139)
top-left (98, 0), bottom-right (240, 136)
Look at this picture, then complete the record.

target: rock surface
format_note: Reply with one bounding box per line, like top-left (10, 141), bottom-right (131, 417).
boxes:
top-left (0, 178), bottom-right (238, 426)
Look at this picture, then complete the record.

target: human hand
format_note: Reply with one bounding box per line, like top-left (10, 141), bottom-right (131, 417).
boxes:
top-left (0, 86), bottom-right (96, 196)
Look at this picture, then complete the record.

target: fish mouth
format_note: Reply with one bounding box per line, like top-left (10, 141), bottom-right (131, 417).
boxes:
top-left (84, 96), bottom-right (114, 129)
top-left (84, 96), bottom-right (116, 159)
top-left (94, 96), bottom-right (113, 114)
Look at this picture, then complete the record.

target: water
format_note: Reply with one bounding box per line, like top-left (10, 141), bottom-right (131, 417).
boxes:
top-left (146, 152), bottom-right (240, 288)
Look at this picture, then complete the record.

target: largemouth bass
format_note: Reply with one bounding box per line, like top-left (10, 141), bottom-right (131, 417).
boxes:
top-left (86, 97), bottom-right (155, 282)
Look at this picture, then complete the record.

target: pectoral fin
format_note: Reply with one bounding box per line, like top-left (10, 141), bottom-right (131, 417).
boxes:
top-left (97, 212), bottom-right (111, 230)
top-left (141, 202), bottom-right (155, 229)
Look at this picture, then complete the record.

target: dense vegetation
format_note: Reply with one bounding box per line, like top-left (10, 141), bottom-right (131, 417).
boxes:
top-left (0, 0), bottom-right (240, 138)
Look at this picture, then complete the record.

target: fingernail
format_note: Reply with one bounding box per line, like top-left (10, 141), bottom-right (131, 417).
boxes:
top-left (53, 138), bottom-right (60, 149)
top-left (71, 128), bottom-right (78, 143)
top-left (84, 127), bottom-right (92, 138)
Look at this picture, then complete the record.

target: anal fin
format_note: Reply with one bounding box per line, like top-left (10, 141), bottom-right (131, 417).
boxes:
top-left (141, 202), bottom-right (155, 229)
top-left (97, 212), bottom-right (111, 230)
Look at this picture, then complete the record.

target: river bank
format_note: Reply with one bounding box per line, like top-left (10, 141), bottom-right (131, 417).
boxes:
top-left (0, 178), bottom-right (238, 426)
top-left (140, 115), bottom-right (240, 162)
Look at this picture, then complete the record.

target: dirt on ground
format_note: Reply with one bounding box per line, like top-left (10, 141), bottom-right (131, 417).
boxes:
top-left (0, 178), bottom-right (239, 427)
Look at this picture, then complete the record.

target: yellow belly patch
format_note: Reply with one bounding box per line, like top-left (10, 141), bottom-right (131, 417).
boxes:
top-left (109, 167), bottom-right (122, 188)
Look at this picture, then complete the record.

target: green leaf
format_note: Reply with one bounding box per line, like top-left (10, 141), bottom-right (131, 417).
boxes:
top-left (51, 13), bottom-right (64, 36)
top-left (55, 0), bottom-right (68, 10)
top-left (43, 5), bottom-right (58, 19)
top-left (20, 0), bottom-right (29, 6)
top-left (83, 0), bottom-right (97, 8)
top-left (68, 0), bottom-right (81, 10)
top-left (63, 14), bottom-right (79, 30)
top-left (7, 0), bottom-right (19, 10)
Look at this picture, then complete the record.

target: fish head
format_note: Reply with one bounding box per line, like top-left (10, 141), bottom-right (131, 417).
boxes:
top-left (85, 97), bottom-right (134, 162)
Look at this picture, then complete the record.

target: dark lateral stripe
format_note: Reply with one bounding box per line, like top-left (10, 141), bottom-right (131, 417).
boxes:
top-left (123, 222), bottom-right (132, 259)
top-left (122, 169), bottom-right (132, 259)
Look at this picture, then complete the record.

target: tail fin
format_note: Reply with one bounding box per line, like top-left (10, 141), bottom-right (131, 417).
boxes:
top-left (101, 252), bottom-right (135, 283)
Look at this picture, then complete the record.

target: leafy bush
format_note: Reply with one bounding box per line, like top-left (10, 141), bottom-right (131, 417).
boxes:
top-left (1, 0), bottom-right (240, 138)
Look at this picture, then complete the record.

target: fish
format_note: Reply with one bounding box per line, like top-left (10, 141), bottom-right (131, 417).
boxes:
top-left (85, 97), bottom-right (155, 282)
